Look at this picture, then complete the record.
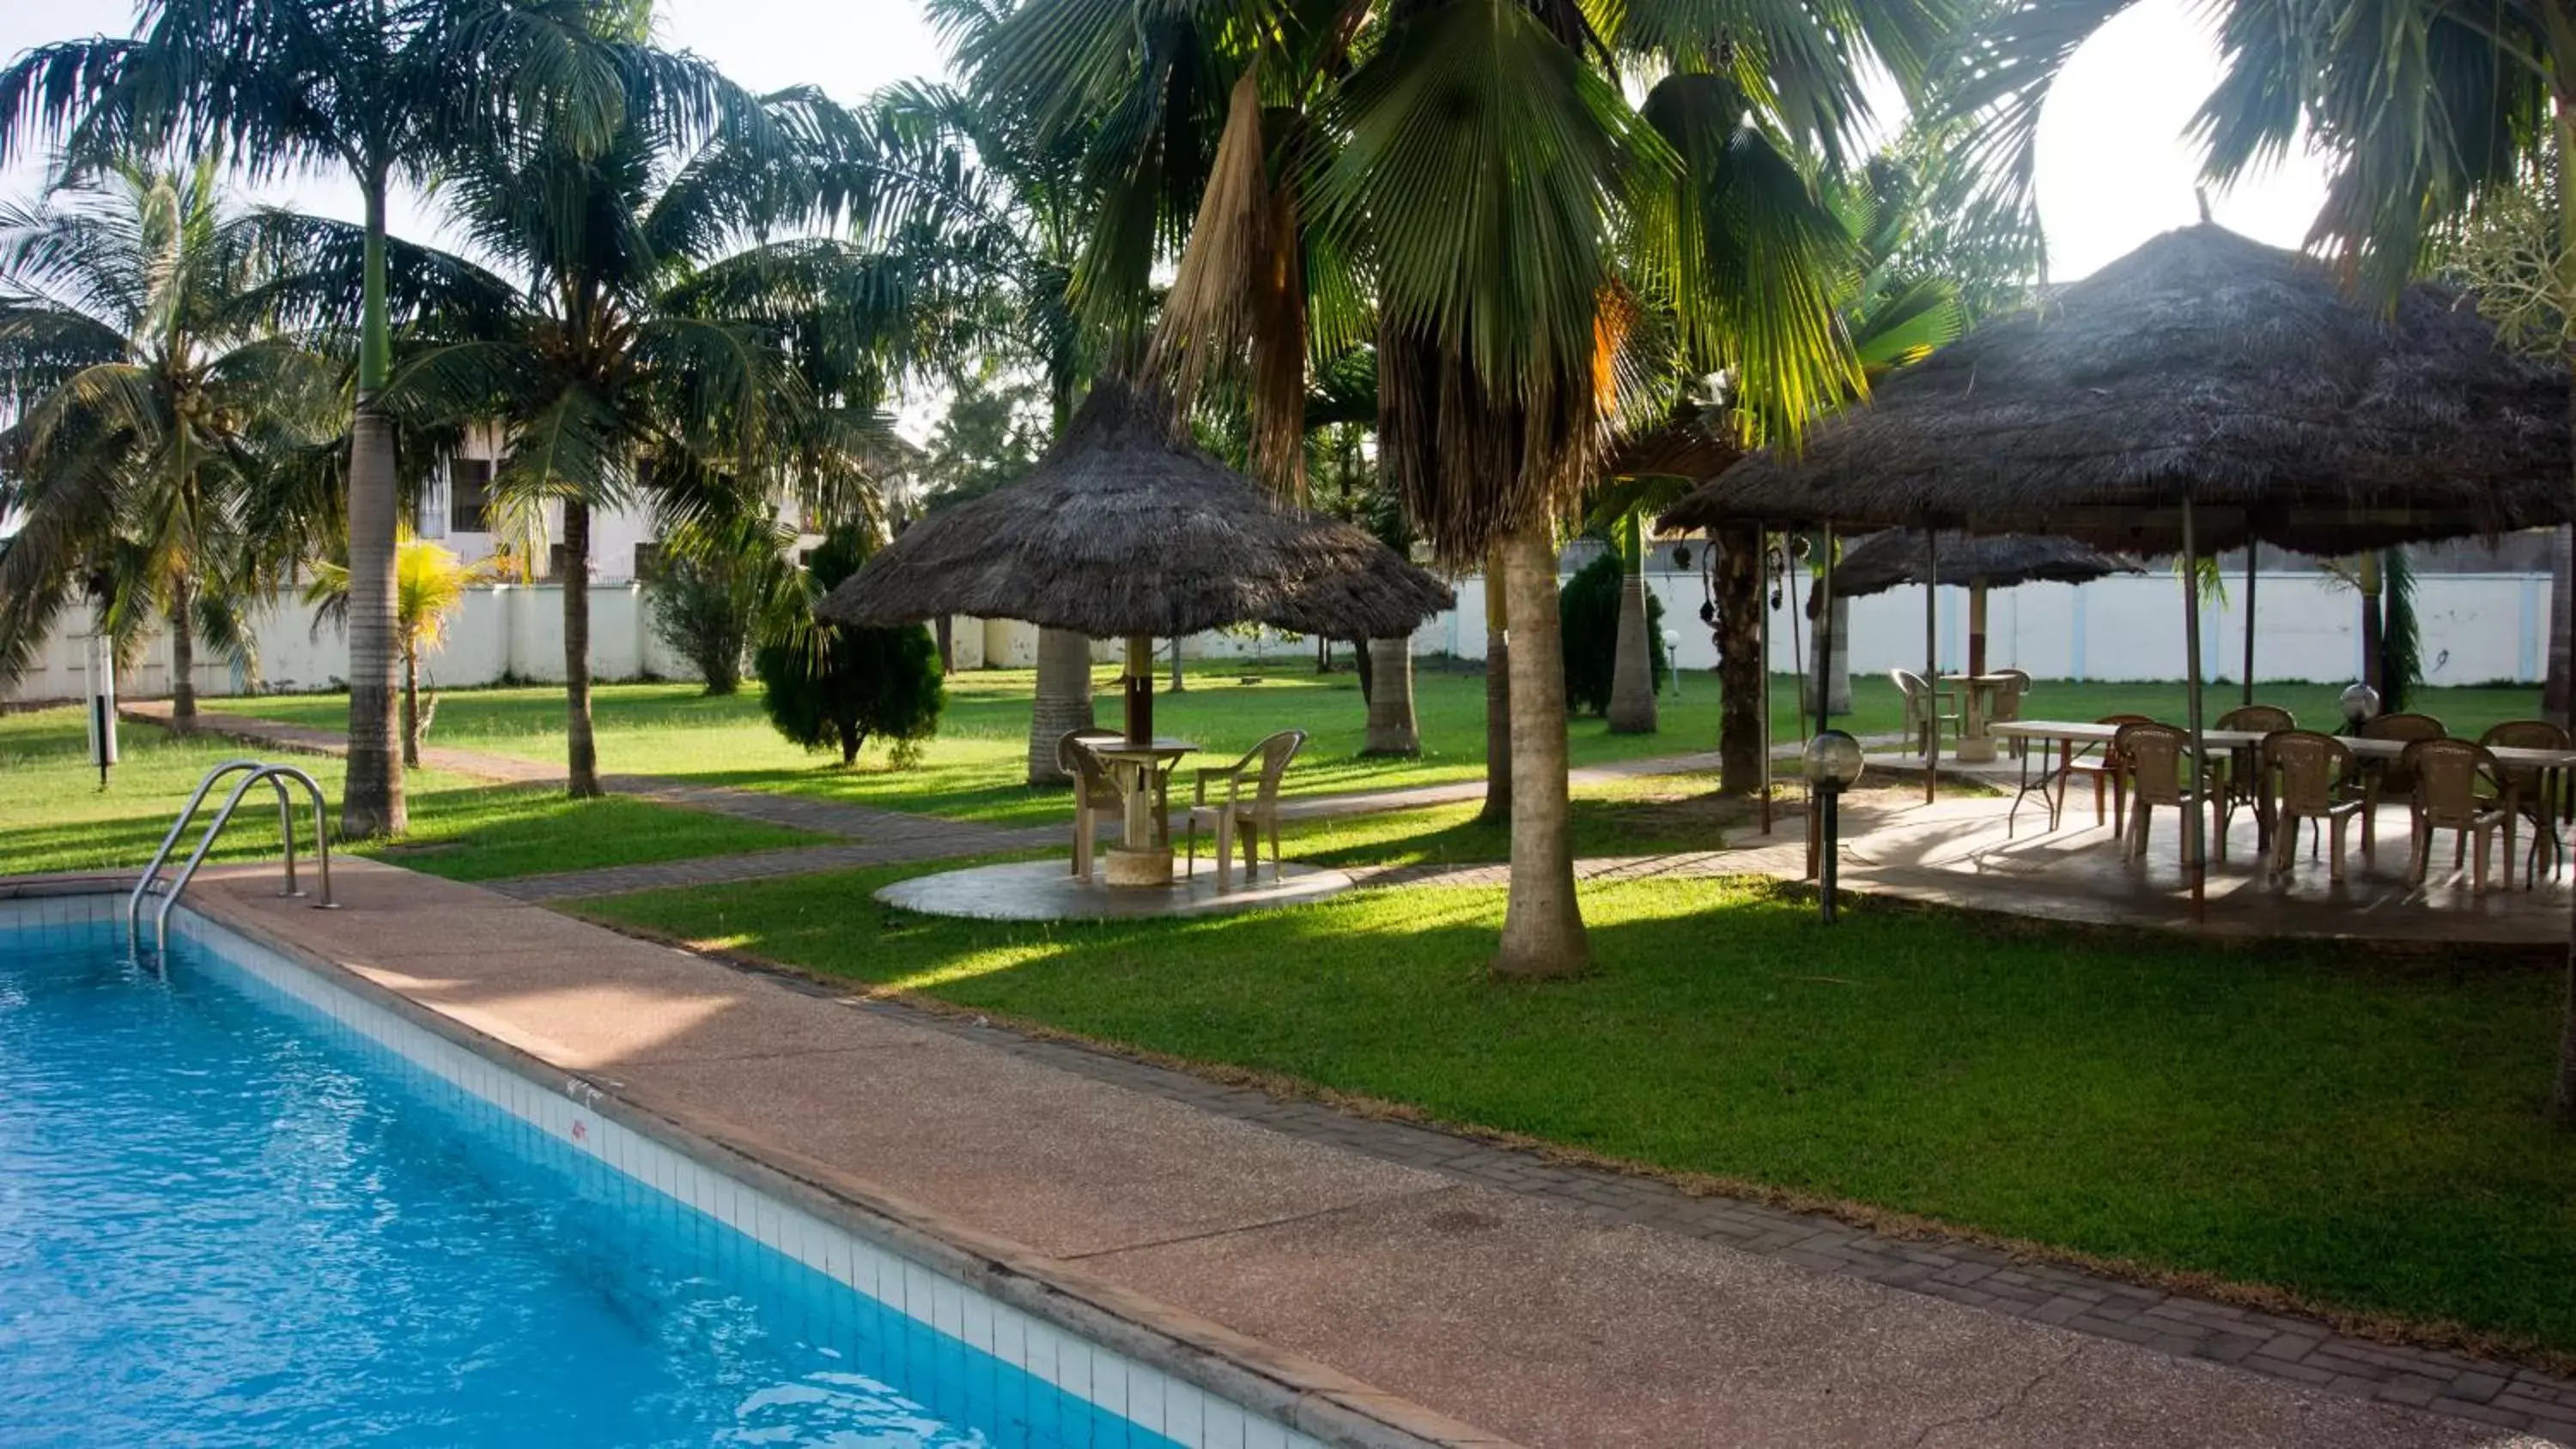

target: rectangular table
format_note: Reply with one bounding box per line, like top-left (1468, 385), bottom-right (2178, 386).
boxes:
top-left (1990, 720), bottom-right (2576, 846)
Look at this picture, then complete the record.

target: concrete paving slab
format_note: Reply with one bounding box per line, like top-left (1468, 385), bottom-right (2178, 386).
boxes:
top-left (879, 856), bottom-right (1358, 921)
top-left (1085, 1187), bottom-right (2497, 1449)
top-left (156, 859), bottom-right (2550, 1448)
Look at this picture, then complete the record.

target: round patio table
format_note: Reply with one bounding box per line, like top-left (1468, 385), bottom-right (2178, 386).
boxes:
top-left (1087, 737), bottom-right (1196, 887)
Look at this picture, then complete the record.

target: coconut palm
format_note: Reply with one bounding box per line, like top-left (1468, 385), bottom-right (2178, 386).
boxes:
top-left (269, 86), bottom-right (932, 797)
top-left (1934, 0), bottom-right (2575, 1113)
top-left (0, 160), bottom-right (337, 729)
top-left (862, 23), bottom-right (1117, 785)
top-left (0, 0), bottom-right (746, 836)
top-left (307, 533), bottom-right (495, 766)
top-left (974, 0), bottom-right (1942, 977)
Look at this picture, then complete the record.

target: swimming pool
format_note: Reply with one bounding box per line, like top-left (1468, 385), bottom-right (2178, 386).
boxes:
top-left (0, 896), bottom-right (1316, 1448)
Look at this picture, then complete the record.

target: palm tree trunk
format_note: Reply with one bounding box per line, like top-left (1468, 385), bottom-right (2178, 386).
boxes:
top-left (1493, 518), bottom-right (1588, 979)
top-left (1712, 524), bottom-right (1765, 797)
top-left (341, 170), bottom-right (407, 839)
top-left (1606, 509), bottom-right (1658, 733)
top-left (1480, 546), bottom-right (1512, 825)
top-left (166, 577), bottom-right (197, 733)
top-left (401, 646), bottom-right (422, 768)
top-left (562, 499), bottom-right (600, 798)
top-left (1363, 638), bottom-right (1419, 756)
top-left (1027, 627), bottom-right (1096, 785)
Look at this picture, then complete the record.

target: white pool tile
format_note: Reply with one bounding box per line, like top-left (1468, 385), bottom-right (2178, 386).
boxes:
top-left (89, 900), bottom-right (1325, 1449)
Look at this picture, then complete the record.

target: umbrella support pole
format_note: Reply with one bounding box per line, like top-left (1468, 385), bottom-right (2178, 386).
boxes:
top-left (1923, 530), bottom-right (1940, 806)
top-left (1959, 578), bottom-right (1998, 763)
top-left (1760, 530), bottom-right (1776, 836)
top-left (2183, 502), bottom-right (2210, 924)
top-left (2243, 547), bottom-right (2258, 706)
top-left (1122, 634), bottom-right (1155, 745)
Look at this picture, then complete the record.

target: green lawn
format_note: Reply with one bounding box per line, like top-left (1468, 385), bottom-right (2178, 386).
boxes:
top-left (582, 864), bottom-right (2576, 1360)
top-left (228, 667), bottom-right (2544, 828)
top-left (0, 706), bottom-right (819, 882)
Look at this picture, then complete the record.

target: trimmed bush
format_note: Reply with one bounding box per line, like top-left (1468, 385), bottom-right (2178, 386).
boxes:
top-left (1558, 549), bottom-right (1668, 716)
top-left (755, 524), bottom-right (945, 766)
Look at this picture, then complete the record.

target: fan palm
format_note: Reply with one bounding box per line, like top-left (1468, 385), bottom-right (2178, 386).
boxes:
top-left (1, 0), bottom-right (749, 836)
top-left (972, 0), bottom-right (1947, 977)
top-left (0, 160), bottom-right (337, 731)
top-left (270, 87), bottom-right (937, 797)
top-left (1933, 0), bottom-right (2575, 1113)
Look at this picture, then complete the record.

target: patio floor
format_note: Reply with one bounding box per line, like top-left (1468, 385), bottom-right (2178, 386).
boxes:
top-left (879, 857), bottom-right (1360, 921)
top-left (1734, 781), bottom-right (2571, 947)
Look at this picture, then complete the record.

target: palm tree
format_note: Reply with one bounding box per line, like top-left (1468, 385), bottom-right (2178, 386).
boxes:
top-left (1935, 0), bottom-right (2575, 1114)
top-left (307, 533), bottom-right (493, 766)
top-left (863, 24), bottom-right (1114, 786)
top-left (0, 0), bottom-right (744, 836)
top-left (976, 0), bottom-right (1935, 977)
top-left (277, 86), bottom-right (928, 797)
top-left (0, 160), bottom-right (336, 730)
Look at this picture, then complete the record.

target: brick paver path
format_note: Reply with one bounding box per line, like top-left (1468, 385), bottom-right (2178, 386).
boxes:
top-left (861, 991), bottom-right (2576, 1444)
top-left (125, 700), bottom-right (1855, 900)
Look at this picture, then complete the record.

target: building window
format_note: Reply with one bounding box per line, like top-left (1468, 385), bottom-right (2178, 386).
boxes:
top-left (449, 458), bottom-right (494, 535)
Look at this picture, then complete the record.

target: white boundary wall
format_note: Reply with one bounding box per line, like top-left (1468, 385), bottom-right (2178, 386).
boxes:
top-left (3, 569), bottom-right (2546, 705)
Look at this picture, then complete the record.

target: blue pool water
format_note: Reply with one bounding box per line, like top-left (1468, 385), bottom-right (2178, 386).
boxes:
top-left (0, 912), bottom-right (1181, 1448)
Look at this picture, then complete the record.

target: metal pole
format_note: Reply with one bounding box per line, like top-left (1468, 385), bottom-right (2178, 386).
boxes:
top-left (1784, 532), bottom-right (1807, 748)
top-left (2183, 500), bottom-right (2210, 923)
top-left (1819, 787), bottom-right (1840, 923)
top-left (1816, 524), bottom-right (1836, 726)
top-left (1924, 530), bottom-right (1940, 806)
top-left (1759, 529), bottom-right (1776, 835)
top-left (2242, 543), bottom-right (2258, 706)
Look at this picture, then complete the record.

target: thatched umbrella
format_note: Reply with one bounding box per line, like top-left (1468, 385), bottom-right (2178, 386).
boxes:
top-left (819, 378), bottom-right (1454, 745)
top-left (1659, 223), bottom-right (2571, 919)
top-left (1828, 530), bottom-right (2143, 680)
top-left (1662, 225), bottom-right (2567, 553)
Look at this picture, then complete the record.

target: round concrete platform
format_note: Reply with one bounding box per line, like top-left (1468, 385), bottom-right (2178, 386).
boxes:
top-left (877, 857), bottom-right (1359, 922)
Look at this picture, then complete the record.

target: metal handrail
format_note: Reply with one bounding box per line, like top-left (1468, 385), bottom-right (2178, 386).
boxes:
top-left (130, 760), bottom-right (339, 961)
top-left (127, 759), bottom-right (270, 943)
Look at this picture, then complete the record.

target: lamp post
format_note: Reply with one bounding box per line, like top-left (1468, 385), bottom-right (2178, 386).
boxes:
top-left (1806, 729), bottom-right (1865, 923)
top-left (1662, 629), bottom-right (1681, 700)
top-left (2339, 682), bottom-right (2382, 735)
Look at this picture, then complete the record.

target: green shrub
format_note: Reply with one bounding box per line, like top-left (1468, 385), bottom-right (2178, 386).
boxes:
top-left (1558, 548), bottom-right (1667, 715)
top-left (755, 524), bottom-right (945, 766)
top-left (645, 518), bottom-right (799, 695)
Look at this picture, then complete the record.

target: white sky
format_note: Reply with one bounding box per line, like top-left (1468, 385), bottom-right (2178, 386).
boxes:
top-left (2, 0), bottom-right (2330, 312)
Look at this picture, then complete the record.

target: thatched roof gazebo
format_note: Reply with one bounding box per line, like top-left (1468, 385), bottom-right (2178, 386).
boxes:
top-left (1656, 223), bottom-right (2571, 921)
top-left (1827, 530), bottom-right (2143, 682)
top-left (820, 378), bottom-right (1453, 745)
top-left (1661, 224), bottom-right (2567, 553)
top-left (1826, 531), bottom-right (2142, 599)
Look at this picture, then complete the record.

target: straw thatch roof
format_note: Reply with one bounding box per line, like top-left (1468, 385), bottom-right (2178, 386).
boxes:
top-left (1660, 225), bottom-right (2569, 553)
top-left (817, 379), bottom-right (1454, 640)
top-left (1826, 530), bottom-right (2143, 599)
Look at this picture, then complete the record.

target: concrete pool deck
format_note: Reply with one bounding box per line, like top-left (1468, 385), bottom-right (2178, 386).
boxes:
top-left (112, 859), bottom-right (2568, 1448)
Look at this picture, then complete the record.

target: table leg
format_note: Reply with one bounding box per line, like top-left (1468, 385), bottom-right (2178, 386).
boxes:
top-left (1121, 762), bottom-right (1153, 845)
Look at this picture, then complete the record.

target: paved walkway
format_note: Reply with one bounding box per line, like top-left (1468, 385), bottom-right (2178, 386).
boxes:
top-left (124, 700), bottom-right (1822, 901)
top-left (168, 859), bottom-right (2567, 1448)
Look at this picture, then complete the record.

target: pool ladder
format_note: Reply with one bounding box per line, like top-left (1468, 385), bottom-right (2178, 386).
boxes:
top-left (126, 760), bottom-right (340, 958)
